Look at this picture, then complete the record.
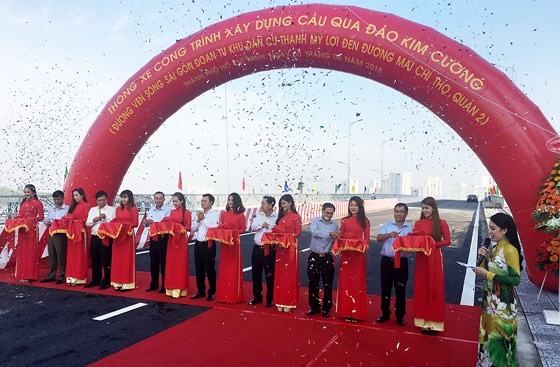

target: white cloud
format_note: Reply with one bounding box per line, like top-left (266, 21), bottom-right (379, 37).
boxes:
top-left (112, 15), bottom-right (131, 33)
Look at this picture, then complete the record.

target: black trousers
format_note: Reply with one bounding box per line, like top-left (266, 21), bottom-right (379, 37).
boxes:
top-left (149, 235), bottom-right (168, 289)
top-left (90, 235), bottom-right (112, 286)
top-left (251, 244), bottom-right (276, 304)
top-left (46, 234), bottom-right (67, 281)
top-left (380, 255), bottom-right (409, 319)
top-left (194, 240), bottom-right (216, 295)
top-left (307, 252), bottom-right (335, 311)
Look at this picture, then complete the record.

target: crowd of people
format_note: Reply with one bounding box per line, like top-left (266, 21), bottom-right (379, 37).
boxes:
top-left (6, 184), bottom-right (523, 366)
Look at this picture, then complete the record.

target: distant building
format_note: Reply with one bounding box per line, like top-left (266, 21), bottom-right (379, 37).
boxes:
top-left (386, 172), bottom-right (412, 195)
top-left (421, 177), bottom-right (442, 198)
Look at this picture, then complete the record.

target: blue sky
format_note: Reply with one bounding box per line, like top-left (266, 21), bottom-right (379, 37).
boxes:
top-left (1, 0), bottom-right (558, 196)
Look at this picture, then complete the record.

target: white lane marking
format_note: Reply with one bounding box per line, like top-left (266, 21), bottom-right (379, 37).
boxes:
top-left (460, 202), bottom-right (480, 306)
top-left (242, 247), bottom-right (312, 273)
top-left (93, 302), bottom-right (148, 321)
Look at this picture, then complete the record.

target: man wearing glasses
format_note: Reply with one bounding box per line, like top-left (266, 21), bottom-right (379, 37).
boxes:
top-left (85, 191), bottom-right (116, 290)
top-left (248, 196), bottom-right (277, 307)
top-left (307, 203), bottom-right (339, 318)
top-left (375, 203), bottom-right (412, 326)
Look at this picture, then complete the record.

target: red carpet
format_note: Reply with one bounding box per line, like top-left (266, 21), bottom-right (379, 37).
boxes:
top-left (88, 305), bottom-right (478, 367)
top-left (1, 263), bottom-right (479, 366)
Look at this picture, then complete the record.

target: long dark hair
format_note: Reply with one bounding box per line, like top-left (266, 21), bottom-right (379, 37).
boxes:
top-left (490, 212), bottom-right (524, 270)
top-left (22, 184), bottom-right (38, 202)
top-left (420, 196), bottom-right (442, 242)
top-left (276, 194), bottom-right (297, 224)
top-left (345, 195), bottom-right (368, 229)
top-left (172, 192), bottom-right (186, 224)
top-left (226, 192), bottom-right (245, 214)
top-left (68, 188), bottom-right (88, 214)
top-left (119, 190), bottom-right (135, 210)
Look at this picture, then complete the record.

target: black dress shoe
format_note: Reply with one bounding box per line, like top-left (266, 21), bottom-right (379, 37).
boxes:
top-left (159, 288), bottom-right (165, 293)
top-left (306, 308), bottom-right (321, 316)
top-left (322, 310), bottom-right (330, 318)
top-left (99, 284), bottom-right (110, 290)
top-left (421, 329), bottom-right (438, 335)
top-left (190, 293), bottom-right (205, 299)
top-left (248, 298), bottom-right (263, 305)
top-left (207, 294), bottom-right (215, 301)
top-left (146, 287), bottom-right (158, 292)
top-left (265, 301), bottom-right (274, 308)
top-left (55, 279), bottom-right (65, 285)
top-left (397, 318), bottom-right (405, 326)
top-left (39, 278), bottom-right (55, 283)
top-left (376, 314), bottom-right (390, 323)
top-left (84, 281), bottom-right (101, 288)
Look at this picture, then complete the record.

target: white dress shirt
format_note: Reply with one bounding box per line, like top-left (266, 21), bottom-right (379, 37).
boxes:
top-left (250, 211), bottom-right (277, 245)
top-left (44, 204), bottom-right (69, 224)
top-left (378, 220), bottom-right (413, 257)
top-left (191, 209), bottom-right (220, 241)
top-left (146, 205), bottom-right (172, 225)
top-left (86, 205), bottom-right (117, 236)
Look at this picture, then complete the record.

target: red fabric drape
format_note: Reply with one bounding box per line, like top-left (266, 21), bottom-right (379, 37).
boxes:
top-left (335, 216), bottom-right (370, 321)
top-left (333, 238), bottom-right (368, 320)
top-left (392, 235), bottom-right (435, 268)
top-left (208, 226), bottom-right (244, 303)
top-left (63, 219), bottom-right (88, 283)
top-left (150, 221), bottom-right (189, 293)
top-left (407, 219), bottom-right (451, 325)
top-left (6, 218), bottom-right (39, 280)
top-left (99, 222), bottom-right (135, 287)
top-left (263, 232), bottom-right (299, 308)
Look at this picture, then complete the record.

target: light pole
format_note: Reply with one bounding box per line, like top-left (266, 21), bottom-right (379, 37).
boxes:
top-left (381, 138), bottom-right (393, 194)
top-left (347, 118), bottom-right (363, 194)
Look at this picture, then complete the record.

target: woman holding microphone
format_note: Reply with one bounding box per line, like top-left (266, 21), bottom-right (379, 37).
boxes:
top-left (473, 213), bottom-right (522, 367)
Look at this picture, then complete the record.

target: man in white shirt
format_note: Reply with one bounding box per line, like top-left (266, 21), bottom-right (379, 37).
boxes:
top-left (145, 191), bottom-right (172, 292)
top-left (190, 193), bottom-right (220, 301)
top-left (376, 203), bottom-right (413, 326)
top-left (85, 190), bottom-right (116, 290)
top-left (40, 190), bottom-right (69, 284)
top-left (248, 196), bottom-right (277, 307)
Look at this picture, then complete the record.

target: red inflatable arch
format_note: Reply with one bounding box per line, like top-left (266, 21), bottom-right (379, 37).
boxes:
top-left (64, 4), bottom-right (558, 289)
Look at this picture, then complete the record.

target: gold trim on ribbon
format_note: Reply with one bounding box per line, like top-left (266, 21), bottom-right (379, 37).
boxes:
top-left (97, 224), bottom-right (123, 240)
top-left (5, 224), bottom-right (30, 233)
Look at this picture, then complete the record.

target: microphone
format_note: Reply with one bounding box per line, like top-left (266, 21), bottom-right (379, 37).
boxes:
top-left (476, 238), bottom-right (491, 266)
